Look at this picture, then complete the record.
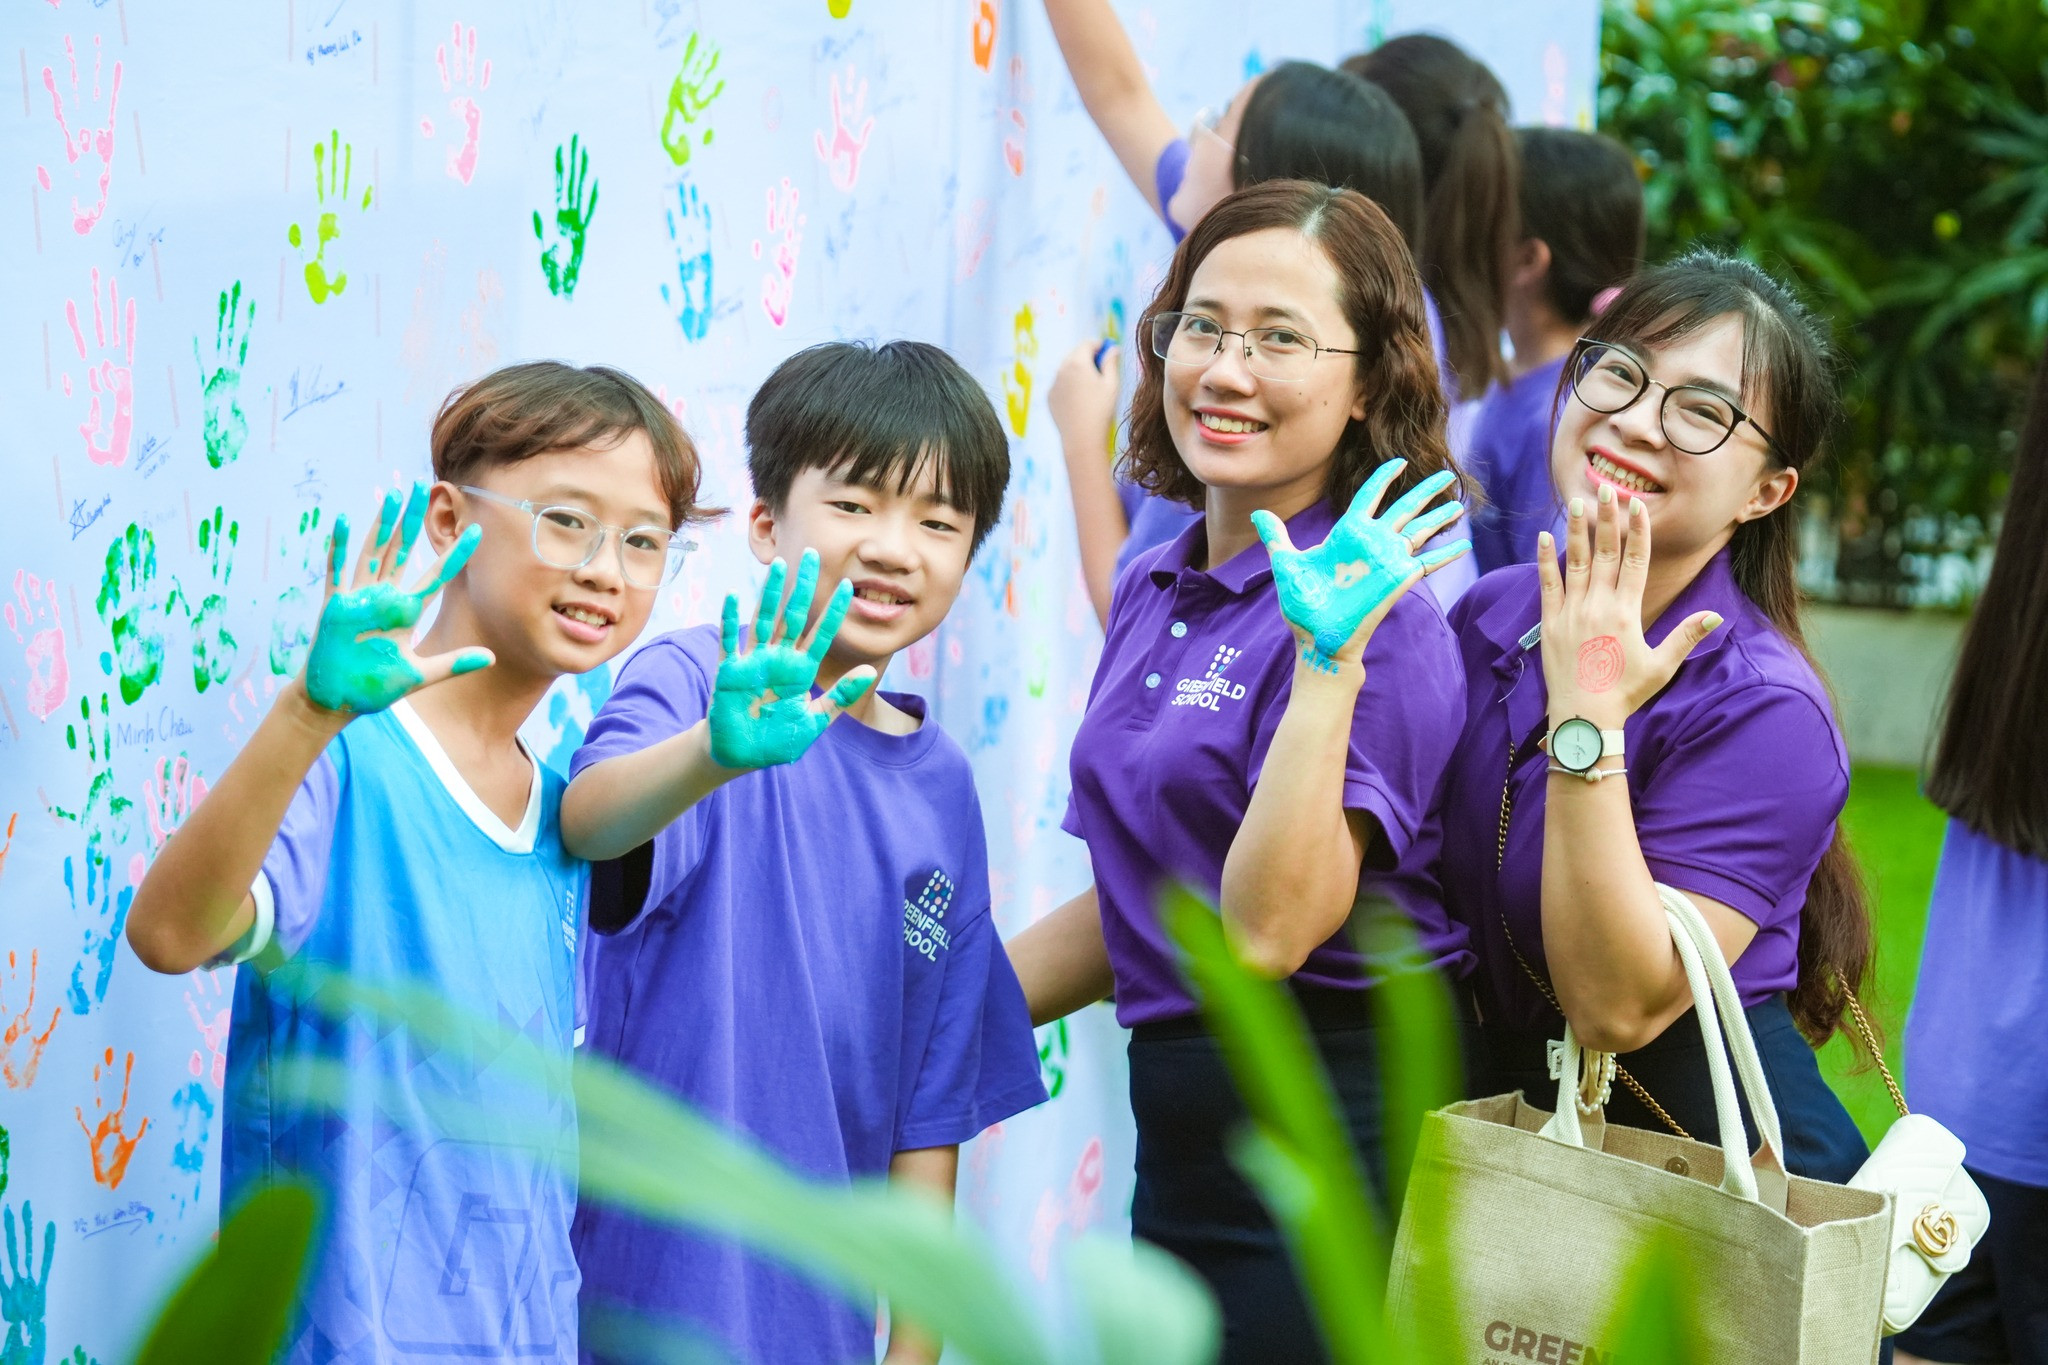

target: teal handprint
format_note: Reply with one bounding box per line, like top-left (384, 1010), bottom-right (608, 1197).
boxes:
top-left (709, 550), bottom-right (875, 769)
top-left (534, 135), bottom-right (599, 299)
top-left (1251, 460), bottom-right (1469, 673)
top-left (195, 280), bottom-right (252, 468)
top-left (303, 484), bottom-right (493, 715)
top-left (662, 178), bottom-right (714, 342)
top-left (0, 1201), bottom-right (53, 1365)
top-left (190, 506), bottom-right (239, 694)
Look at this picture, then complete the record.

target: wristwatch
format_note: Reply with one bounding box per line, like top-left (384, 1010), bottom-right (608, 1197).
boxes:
top-left (1546, 717), bottom-right (1626, 781)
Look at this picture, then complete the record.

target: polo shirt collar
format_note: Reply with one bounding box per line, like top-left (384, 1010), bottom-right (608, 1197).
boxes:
top-left (1146, 497), bottom-right (1340, 596)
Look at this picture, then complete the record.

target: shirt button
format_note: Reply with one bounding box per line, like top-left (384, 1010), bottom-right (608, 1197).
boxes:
top-left (1145, 672), bottom-right (1162, 689)
top-left (1170, 621), bottom-right (1188, 638)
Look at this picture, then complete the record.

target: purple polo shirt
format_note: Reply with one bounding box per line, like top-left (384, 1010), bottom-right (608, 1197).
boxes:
top-left (1425, 551), bottom-right (1849, 1028)
top-left (1064, 497), bottom-right (1470, 1027)
top-left (1463, 356), bottom-right (1567, 575)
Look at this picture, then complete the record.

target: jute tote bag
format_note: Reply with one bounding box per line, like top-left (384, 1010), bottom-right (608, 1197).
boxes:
top-left (1386, 886), bottom-right (1892, 1364)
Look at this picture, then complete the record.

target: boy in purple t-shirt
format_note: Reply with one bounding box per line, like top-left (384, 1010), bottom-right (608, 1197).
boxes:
top-left (562, 340), bottom-right (1045, 1365)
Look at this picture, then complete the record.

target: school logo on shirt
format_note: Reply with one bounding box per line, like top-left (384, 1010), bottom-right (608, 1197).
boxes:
top-left (1172, 643), bottom-right (1248, 712)
top-left (903, 869), bottom-right (955, 963)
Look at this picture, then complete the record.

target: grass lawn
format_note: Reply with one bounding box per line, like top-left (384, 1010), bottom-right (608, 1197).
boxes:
top-left (1816, 763), bottom-right (1951, 1145)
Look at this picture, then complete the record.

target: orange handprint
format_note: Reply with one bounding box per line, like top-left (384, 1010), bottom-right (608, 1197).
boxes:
top-left (75, 1046), bottom-right (150, 1190)
top-left (971, 0), bottom-right (998, 71)
top-left (1, 952), bottom-right (60, 1090)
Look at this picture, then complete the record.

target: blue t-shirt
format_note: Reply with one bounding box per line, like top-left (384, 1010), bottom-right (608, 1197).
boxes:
top-left (568, 626), bottom-right (1046, 1365)
top-left (1906, 819), bottom-right (2048, 1185)
top-left (1463, 356), bottom-right (1567, 575)
top-left (223, 701), bottom-right (585, 1364)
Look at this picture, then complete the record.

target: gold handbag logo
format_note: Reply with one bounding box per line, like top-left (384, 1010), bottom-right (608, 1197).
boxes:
top-left (1482, 1320), bottom-right (1623, 1364)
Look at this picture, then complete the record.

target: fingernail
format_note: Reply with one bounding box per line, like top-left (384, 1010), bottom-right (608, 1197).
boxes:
top-left (1538, 532), bottom-right (1552, 551)
top-left (453, 653), bottom-right (491, 675)
top-left (1597, 484), bottom-right (1615, 505)
top-left (1569, 498), bottom-right (1584, 519)
top-left (1703, 612), bottom-right (1724, 631)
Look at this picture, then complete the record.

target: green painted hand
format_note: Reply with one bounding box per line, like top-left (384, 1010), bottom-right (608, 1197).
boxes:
top-left (195, 281), bottom-right (252, 468)
top-left (533, 135), bottom-right (598, 299)
top-left (191, 506), bottom-right (239, 694)
top-left (302, 484), bottom-right (493, 715)
top-left (1251, 459), bottom-right (1469, 673)
top-left (708, 549), bottom-right (875, 769)
top-left (659, 33), bottom-right (725, 167)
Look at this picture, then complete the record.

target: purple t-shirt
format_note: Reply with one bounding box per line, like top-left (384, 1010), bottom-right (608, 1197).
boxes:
top-left (1424, 552), bottom-right (1848, 1027)
top-left (1156, 137), bottom-right (1193, 242)
top-left (1463, 357), bottom-right (1567, 576)
top-left (1905, 819), bottom-right (2048, 1185)
top-left (1063, 498), bottom-right (1470, 1027)
top-left (567, 626), bottom-right (1045, 1364)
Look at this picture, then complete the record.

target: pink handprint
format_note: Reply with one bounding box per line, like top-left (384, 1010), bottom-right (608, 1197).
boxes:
top-left (753, 179), bottom-right (805, 328)
top-left (420, 22), bottom-right (491, 185)
top-left (812, 65), bottom-right (875, 193)
top-left (1028, 1137), bottom-right (1106, 1279)
top-left (1003, 57), bottom-right (1030, 177)
top-left (5, 571), bottom-right (70, 722)
top-left (61, 267), bottom-right (137, 468)
top-left (143, 754), bottom-right (209, 858)
top-left (184, 969), bottom-right (229, 1089)
top-left (38, 34), bottom-right (122, 235)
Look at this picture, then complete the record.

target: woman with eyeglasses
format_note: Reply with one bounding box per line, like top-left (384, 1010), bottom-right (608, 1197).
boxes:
top-left (1407, 249), bottom-right (1876, 1185)
top-left (1041, 0), bottom-right (1436, 628)
top-left (1010, 181), bottom-right (1472, 1364)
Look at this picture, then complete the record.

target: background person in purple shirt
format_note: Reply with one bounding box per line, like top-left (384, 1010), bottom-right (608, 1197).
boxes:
top-left (1419, 252), bottom-right (1876, 1187)
top-left (1898, 358), bottom-right (2048, 1365)
top-left (1010, 181), bottom-right (1473, 1365)
top-left (561, 342), bottom-right (1045, 1365)
top-left (1464, 128), bottom-right (1645, 575)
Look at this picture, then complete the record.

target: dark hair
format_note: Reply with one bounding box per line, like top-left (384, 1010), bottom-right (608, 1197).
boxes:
top-left (1516, 128), bottom-right (1644, 323)
top-left (1343, 35), bottom-right (1518, 400)
top-left (1234, 62), bottom-right (1425, 253)
top-left (1583, 249), bottom-right (1870, 1046)
top-left (745, 340), bottom-right (1011, 557)
top-left (432, 362), bottom-right (714, 528)
top-left (1122, 179), bottom-right (1455, 515)
top-left (1928, 358), bottom-right (2048, 859)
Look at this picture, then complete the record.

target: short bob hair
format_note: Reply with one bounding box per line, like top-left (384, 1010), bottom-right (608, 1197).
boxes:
top-left (431, 362), bottom-right (715, 529)
top-left (1121, 179), bottom-right (1457, 516)
top-left (1234, 61), bottom-right (1425, 253)
top-left (745, 339), bottom-right (1011, 558)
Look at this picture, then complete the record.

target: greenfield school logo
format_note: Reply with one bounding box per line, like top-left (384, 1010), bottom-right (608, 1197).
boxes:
top-left (1480, 1319), bottom-right (1626, 1365)
top-left (1172, 643), bottom-right (1246, 712)
top-left (561, 883), bottom-right (579, 954)
top-left (903, 869), bottom-right (955, 962)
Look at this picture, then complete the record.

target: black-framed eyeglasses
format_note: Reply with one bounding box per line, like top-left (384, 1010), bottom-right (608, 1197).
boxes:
top-left (1149, 310), bottom-right (1360, 384)
top-left (1566, 338), bottom-right (1782, 457)
top-left (458, 486), bottom-right (696, 588)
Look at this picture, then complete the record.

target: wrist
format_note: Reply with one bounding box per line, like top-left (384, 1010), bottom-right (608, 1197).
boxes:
top-left (282, 677), bottom-right (355, 740)
top-left (1291, 651), bottom-right (1365, 692)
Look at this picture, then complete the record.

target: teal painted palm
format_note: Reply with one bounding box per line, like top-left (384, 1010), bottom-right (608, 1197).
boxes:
top-left (303, 484), bottom-right (493, 715)
top-left (709, 549), bottom-right (875, 770)
top-left (1251, 460), bottom-right (1469, 673)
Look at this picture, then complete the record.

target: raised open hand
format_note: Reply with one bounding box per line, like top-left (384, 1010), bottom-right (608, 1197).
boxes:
top-left (1251, 459), bottom-right (1469, 673)
top-left (709, 549), bottom-right (875, 770)
top-left (1537, 485), bottom-right (1723, 729)
top-left (302, 483), bottom-right (493, 715)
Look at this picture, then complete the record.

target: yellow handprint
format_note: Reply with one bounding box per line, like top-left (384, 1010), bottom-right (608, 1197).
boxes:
top-left (287, 130), bottom-right (374, 304)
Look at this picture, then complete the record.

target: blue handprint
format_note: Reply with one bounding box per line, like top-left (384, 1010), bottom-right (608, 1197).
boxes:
top-left (0, 1201), bottom-right (54, 1365)
top-left (709, 549), bottom-right (875, 769)
top-left (1251, 459), bottom-right (1469, 673)
top-left (662, 179), bottom-right (714, 343)
top-left (303, 484), bottom-right (493, 715)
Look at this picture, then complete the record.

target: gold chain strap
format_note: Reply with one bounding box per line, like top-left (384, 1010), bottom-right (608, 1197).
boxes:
top-left (1841, 985), bottom-right (1909, 1119)
top-left (1496, 732), bottom-right (1693, 1142)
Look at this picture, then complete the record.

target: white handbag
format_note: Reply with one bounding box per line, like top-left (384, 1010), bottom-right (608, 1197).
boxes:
top-left (1837, 993), bottom-right (1992, 1334)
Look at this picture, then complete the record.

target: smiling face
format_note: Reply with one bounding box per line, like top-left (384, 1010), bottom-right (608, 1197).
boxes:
top-left (1162, 226), bottom-right (1369, 517)
top-left (747, 459), bottom-right (975, 674)
top-left (430, 429), bottom-right (671, 682)
top-left (1551, 312), bottom-right (1798, 567)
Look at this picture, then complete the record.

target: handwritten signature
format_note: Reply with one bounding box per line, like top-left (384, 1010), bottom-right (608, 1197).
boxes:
top-left (74, 1200), bottom-right (154, 1238)
top-left (283, 366), bottom-right (347, 421)
top-left (69, 494), bottom-right (112, 541)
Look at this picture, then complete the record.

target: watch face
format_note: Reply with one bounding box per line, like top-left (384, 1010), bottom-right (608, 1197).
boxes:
top-left (1552, 718), bottom-right (1603, 771)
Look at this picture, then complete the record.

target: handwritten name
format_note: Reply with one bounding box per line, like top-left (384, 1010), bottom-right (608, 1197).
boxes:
top-left (74, 1201), bottom-right (153, 1238)
top-left (116, 706), bottom-right (196, 749)
top-left (306, 28), bottom-right (364, 65)
top-left (69, 494), bottom-right (111, 541)
top-left (284, 366), bottom-right (347, 420)
top-left (112, 217), bottom-right (166, 271)
top-left (136, 433), bottom-right (171, 478)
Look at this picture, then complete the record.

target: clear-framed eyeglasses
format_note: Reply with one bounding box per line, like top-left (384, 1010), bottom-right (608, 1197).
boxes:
top-left (1189, 103), bottom-right (1235, 152)
top-left (457, 485), bottom-right (695, 588)
top-left (1566, 339), bottom-right (1783, 458)
top-left (1148, 310), bottom-right (1362, 384)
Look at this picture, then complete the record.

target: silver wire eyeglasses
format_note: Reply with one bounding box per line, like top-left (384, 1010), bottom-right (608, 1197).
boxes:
top-left (1566, 338), bottom-right (1783, 457)
top-left (1149, 310), bottom-right (1362, 383)
top-left (457, 486), bottom-right (695, 588)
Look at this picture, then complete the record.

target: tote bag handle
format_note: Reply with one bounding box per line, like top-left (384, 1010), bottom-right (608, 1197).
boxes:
top-left (1541, 885), bottom-right (1789, 1211)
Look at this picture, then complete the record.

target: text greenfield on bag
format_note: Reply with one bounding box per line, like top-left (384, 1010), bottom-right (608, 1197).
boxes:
top-left (1385, 886), bottom-right (1892, 1365)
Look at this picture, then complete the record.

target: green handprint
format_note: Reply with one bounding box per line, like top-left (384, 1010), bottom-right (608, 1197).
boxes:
top-left (0, 1201), bottom-right (53, 1365)
top-left (270, 508), bottom-right (324, 677)
top-left (195, 281), bottom-right (252, 468)
top-left (55, 692), bottom-right (132, 876)
top-left (191, 506), bottom-right (239, 693)
top-left (659, 32), bottom-right (725, 167)
top-left (1251, 460), bottom-right (1469, 673)
top-left (96, 522), bottom-right (165, 704)
top-left (286, 130), bottom-right (373, 305)
top-left (709, 549), bottom-right (875, 769)
top-left (533, 135), bottom-right (598, 299)
top-left (303, 484), bottom-right (492, 715)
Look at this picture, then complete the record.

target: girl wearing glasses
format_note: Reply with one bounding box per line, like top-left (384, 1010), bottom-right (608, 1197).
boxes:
top-left (1011, 181), bottom-right (1472, 1364)
top-left (1408, 250), bottom-right (1876, 1186)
